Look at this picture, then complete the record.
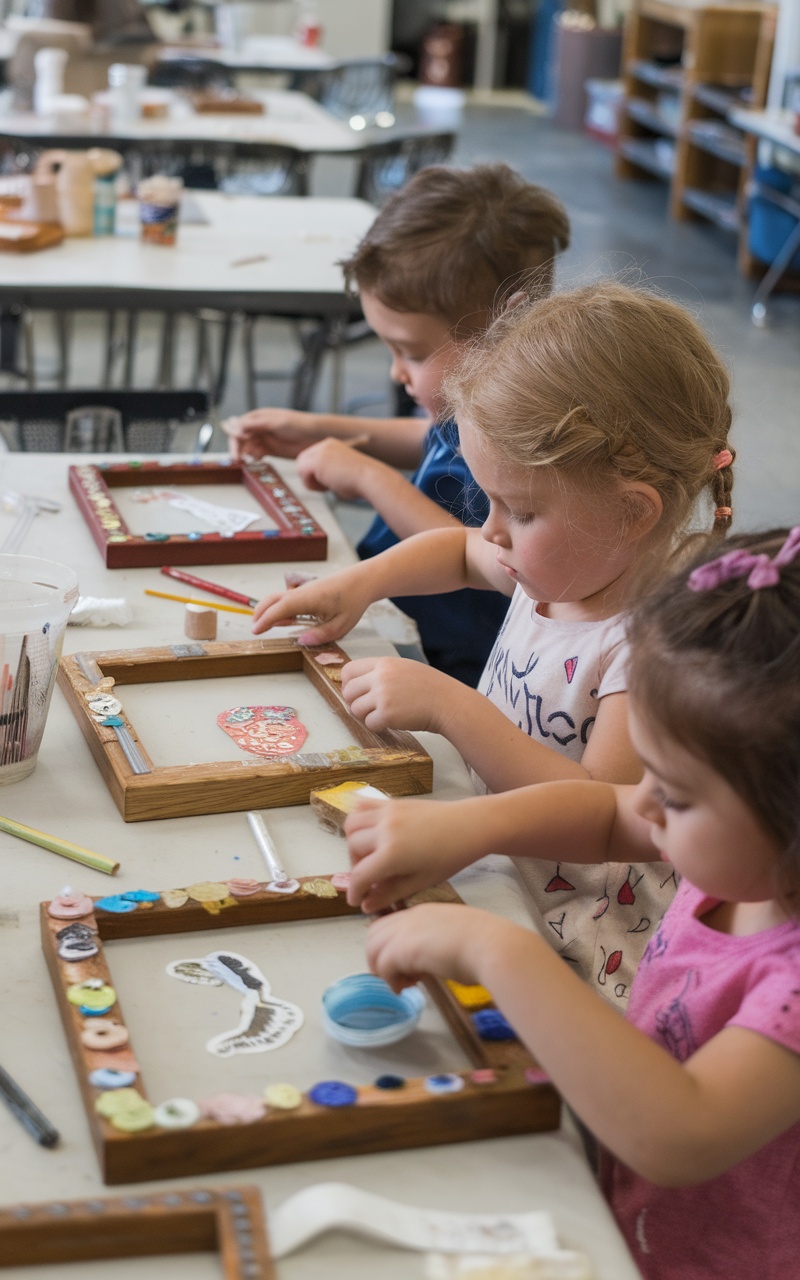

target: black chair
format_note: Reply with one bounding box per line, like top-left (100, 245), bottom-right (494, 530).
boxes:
top-left (0, 389), bottom-right (209, 452)
top-left (354, 130), bottom-right (457, 206)
top-left (292, 54), bottom-right (404, 127)
top-left (148, 58), bottom-right (236, 93)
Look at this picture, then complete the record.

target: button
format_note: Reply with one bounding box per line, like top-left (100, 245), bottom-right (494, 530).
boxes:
top-left (89, 1068), bottom-right (137, 1090)
top-left (424, 1073), bottom-right (464, 1095)
top-left (263, 1083), bottom-right (302, 1111)
top-left (308, 1080), bottom-right (357, 1108)
top-left (153, 1098), bottom-right (200, 1129)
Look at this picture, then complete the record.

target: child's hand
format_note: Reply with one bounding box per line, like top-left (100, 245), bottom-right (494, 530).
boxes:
top-left (222, 409), bottom-right (325, 461)
top-left (341, 658), bottom-right (458, 733)
top-left (345, 796), bottom-right (475, 912)
top-left (251, 568), bottom-right (371, 645)
top-left (366, 903), bottom-right (496, 993)
top-left (296, 438), bottom-right (374, 501)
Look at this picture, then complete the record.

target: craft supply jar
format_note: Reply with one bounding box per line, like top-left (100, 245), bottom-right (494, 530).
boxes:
top-left (0, 555), bottom-right (78, 785)
top-left (138, 175), bottom-right (183, 246)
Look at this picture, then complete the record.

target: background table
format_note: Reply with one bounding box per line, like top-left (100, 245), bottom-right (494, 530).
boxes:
top-left (0, 453), bottom-right (641, 1279)
top-left (0, 192), bottom-right (375, 315)
top-left (0, 90), bottom-right (360, 157)
top-left (157, 37), bottom-right (335, 77)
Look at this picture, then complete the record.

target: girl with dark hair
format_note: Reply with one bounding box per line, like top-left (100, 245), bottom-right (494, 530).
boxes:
top-left (344, 527), bottom-right (800, 1280)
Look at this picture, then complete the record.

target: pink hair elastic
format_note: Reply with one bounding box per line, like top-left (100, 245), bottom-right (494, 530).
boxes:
top-left (714, 448), bottom-right (733, 470)
top-left (688, 526), bottom-right (800, 593)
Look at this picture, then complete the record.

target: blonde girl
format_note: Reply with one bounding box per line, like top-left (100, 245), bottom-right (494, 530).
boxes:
top-left (252, 281), bottom-right (736, 1002)
top-left (352, 528), bottom-right (800, 1280)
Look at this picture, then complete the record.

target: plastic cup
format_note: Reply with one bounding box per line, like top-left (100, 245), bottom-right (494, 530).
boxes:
top-left (139, 175), bottom-right (183, 246)
top-left (0, 555), bottom-right (78, 785)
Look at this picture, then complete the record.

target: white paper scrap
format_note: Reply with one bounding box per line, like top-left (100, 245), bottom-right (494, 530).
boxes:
top-left (269, 1183), bottom-right (590, 1269)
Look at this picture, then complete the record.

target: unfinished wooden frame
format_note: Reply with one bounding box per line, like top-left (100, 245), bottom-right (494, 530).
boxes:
top-left (69, 459), bottom-right (328, 568)
top-left (0, 1184), bottom-right (273, 1276)
top-left (57, 638), bottom-right (433, 821)
top-left (42, 879), bottom-right (560, 1185)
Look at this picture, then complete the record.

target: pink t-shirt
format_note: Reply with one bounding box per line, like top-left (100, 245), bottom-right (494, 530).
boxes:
top-left (603, 879), bottom-right (800, 1280)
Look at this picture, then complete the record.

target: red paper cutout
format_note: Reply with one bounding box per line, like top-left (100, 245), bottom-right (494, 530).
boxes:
top-left (217, 705), bottom-right (308, 758)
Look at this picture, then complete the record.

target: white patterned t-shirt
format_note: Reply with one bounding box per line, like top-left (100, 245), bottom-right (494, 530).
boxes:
top-left (476, 586), bottom-right (676, 1007)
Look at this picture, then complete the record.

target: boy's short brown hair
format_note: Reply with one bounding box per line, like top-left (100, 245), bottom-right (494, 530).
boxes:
top-left (341, 163), bottom-right (570, 335)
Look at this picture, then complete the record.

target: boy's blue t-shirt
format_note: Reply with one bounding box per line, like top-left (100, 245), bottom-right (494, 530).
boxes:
top-left (356, 420), bottom-right (509, 688)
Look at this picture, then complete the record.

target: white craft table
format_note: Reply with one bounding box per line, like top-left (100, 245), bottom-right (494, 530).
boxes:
top-left (0, 192), bottom-right (375, 316)
top-left (157, 37), bottom-right (335, 76)
top-left (0, 90), bottom-right (359, 156)
top-left (0, 454), bottom-right (641, 1280)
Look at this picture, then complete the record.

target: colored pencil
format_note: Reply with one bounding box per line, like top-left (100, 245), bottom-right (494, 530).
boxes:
top-left (0, 1062), bottom-right (59, 1148)
top-left (0, 814), bottom-right (119, 875)
top-left (144, 589), bottom-right (253, 616)
top-left (160, 567), bottom-right (257, 609)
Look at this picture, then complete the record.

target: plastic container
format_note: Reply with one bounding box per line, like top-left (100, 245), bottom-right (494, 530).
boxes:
top-left (749, 165), bottom-right (800, 272)
top-left (322, 973), bottom-right (426, 1048)
top-left (138, 175), bottom-right (183, 246)
top-left (108, 63), bottom-right (147, 127)
top-left (88, 148), bottom-right (123, 237)
top-left (33, 46), bottom-right (67, 117)
top-left (0, 555), bottom-right (78, 785)
top-left (412, 85), bottom-right (466, 129)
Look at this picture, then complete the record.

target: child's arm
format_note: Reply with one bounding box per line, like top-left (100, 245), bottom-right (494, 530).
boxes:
top-left (366, 903), bottom-right (800, 1186)
top-left (251, 527), bottom-right (511, 643)
top-left (295, 440), bottom-right (464, 540)
top-left (345, 781), bottom-right (651, 912)
top-left (224, 408), bottom-right (429, 469)
top-left (340, 665), bottom-right (641, 791)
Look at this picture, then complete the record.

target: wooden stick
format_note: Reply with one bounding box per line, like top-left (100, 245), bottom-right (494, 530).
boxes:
top-left (144, 589), bottom-right (253, 616)
top-left (160, 567), bottom-right (257, 609)
top-left (0, 814), bottom-right (119, 875)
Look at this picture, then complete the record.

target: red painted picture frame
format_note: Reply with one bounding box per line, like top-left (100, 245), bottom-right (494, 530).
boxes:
top-left (69, 459), bottom-right (328, 568)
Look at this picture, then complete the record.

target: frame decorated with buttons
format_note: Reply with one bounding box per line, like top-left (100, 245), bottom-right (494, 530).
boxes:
top-left (0, 1184), bottom-right (273, 1276)
top-left (57, 638), bottom-right (434, 821)
top-left (41, 879), bottom-right (560, 1185)
top-left (69, 459), bottom-right (328, 568)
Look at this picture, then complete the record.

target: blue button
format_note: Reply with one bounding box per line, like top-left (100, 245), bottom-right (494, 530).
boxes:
top-left (308, 1080), bottom-right (358, 1108)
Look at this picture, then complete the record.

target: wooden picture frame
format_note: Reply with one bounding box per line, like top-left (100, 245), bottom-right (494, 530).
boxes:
top-left (57, 638), bottom-right (433, 822)
top-left (0, 1184), bottom-right (273, 1276)
top-left (42, 879), bottom-right (561, 1186)
top-left (69, 459), bottom-right (328, 568)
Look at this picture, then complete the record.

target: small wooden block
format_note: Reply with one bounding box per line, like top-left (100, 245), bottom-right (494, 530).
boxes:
top-left (310, 781), bottom-right (390, 835)
top-left (184, 603), bottom-right (218, 641)
top-left (0, 220), bottom-right (64, 253)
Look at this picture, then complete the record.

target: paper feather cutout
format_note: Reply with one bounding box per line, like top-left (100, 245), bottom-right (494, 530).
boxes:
top-left (166, 949), bottom-right (303, 1056)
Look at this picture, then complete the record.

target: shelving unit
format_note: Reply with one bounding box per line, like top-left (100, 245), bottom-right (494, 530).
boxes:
top-left (616, 0), bottom-right (777, 242)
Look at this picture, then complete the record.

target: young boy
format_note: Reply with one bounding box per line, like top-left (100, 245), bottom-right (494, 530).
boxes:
top-left (224, 163), bottom-right (570, 686)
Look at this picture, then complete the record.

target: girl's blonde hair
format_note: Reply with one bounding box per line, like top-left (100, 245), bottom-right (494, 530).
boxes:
top-left (444, 281), bottom-right (735, 551)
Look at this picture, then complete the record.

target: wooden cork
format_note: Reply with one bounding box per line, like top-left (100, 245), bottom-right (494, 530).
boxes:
top-left (184, 603), bottom-right (217, 641)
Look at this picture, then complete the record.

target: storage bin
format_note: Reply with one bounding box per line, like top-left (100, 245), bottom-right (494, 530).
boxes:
top-left (749, 165), bottom-right (800, 272)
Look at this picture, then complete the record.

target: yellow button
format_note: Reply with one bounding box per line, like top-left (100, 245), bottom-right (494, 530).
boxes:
top-left (264, 1083), bottom-right (302, 1111)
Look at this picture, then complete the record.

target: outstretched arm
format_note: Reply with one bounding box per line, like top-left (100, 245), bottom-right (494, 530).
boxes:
top-left (366, 903), bottom-right (800, 1186)
top-left (251, 527), bottom-right (510, 645)
top-left (224, 408), bottom-right (430, 469)
top-left (346, 780), bottom-right (651, 912)
top-left (295, 440), bottom-right (463, 540)
top-left (341, 658), bottom-right (641, 790)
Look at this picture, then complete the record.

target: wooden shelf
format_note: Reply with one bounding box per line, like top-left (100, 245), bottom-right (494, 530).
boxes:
top-left (616, 0), bottom-right (776, 256)
top-left (619, 136), bottom-right (676, 178)
top-left (628, 58), bottom-right (683, 91)
top-left (681, 186), bottom-right (739, 231)
top-left (627, 96), bottom-right (680, 137)
top-left (685, 119), bottom-right (747, 167)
